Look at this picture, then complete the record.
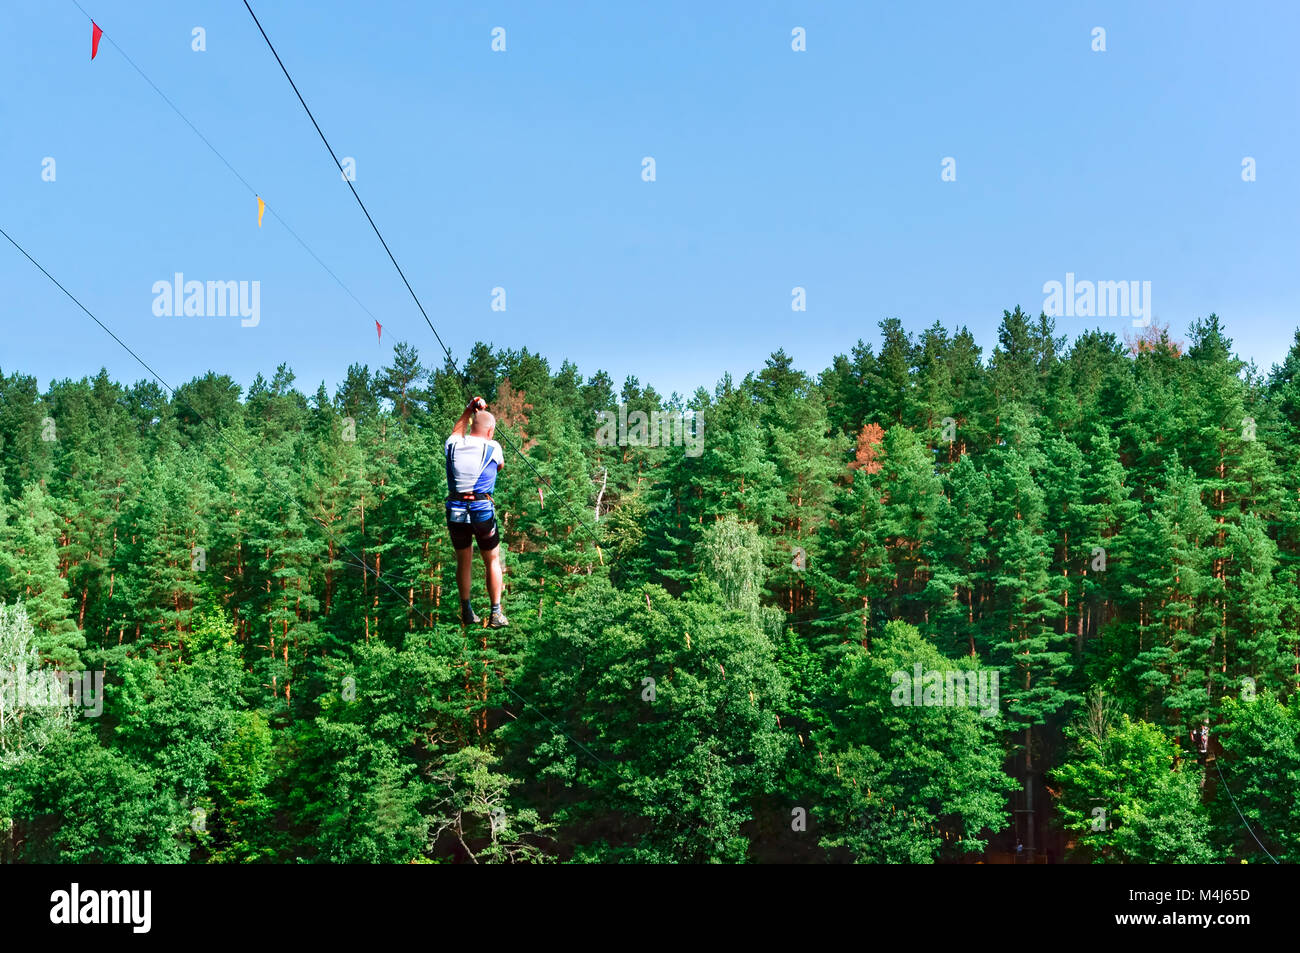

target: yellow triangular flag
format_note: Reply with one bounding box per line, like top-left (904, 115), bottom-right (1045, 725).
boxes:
top-left (257, 196), bottom-right (266, 227)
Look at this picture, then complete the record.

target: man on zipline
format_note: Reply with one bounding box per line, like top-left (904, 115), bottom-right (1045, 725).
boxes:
top-left (446, 396), bottom-right (508, 628)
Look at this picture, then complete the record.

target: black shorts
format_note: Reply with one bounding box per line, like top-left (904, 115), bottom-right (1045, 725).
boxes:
top-left (447, 505), bottom-right (500, 552)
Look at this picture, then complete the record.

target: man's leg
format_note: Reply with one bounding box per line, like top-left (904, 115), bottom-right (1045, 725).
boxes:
top-left (456, 546), bottom-right (474, 601)
top-left (472, 510), bottom-right (508, 628)
top-left (481, 546), bottom-right (503, 607)
top-left (448, 509), bottom-right (479, 624)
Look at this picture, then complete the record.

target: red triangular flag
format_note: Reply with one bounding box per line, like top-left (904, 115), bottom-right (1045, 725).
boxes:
top-left (91, 22), bottom-right (103, 60)
top-left (375, 321), bottom-right (382, 343)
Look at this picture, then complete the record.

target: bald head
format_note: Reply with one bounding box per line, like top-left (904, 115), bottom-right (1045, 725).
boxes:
top-left (470, 411), bottom-right (496, 438)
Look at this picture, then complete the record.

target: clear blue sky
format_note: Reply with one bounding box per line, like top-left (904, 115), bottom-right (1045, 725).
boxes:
top-left (3, 0), bottom-right (1298, 401)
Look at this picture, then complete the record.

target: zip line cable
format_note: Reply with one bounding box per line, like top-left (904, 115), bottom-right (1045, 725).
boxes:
top-left (239, 0), bottom-right (609, 561)
top-left (0, 222), bottom-right (616, 775)
top-left (1214, 757), bottom-right (1280, 863)
top-left (239, 0), bottom-right (452, 364)
top-left (66, 0), bottom-right (387, 335)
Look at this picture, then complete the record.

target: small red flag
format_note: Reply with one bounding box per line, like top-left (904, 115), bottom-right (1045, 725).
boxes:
top-left (375, 321), bottom-right (382, 342)
top-left (91, 22), bottom-right (103, 60)
top-left (538, 487), bottom-right (544, 508)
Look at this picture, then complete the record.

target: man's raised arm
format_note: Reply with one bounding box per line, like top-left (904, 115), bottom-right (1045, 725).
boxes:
top-left (451, 396), bottom-right (487, 437)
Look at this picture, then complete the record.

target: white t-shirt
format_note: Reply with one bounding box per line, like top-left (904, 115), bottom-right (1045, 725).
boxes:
top-left (444, 434), bottom-right (504, 496)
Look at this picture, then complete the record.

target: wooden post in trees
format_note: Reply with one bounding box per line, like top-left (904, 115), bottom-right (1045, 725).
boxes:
top-left (967, 588), bottom-right (975, 657)
top-left (480, 630), bottom-right (489, 736)
top-left (325, 538), bottom-right (335, 615)
top-left (1077, 564), bottom-right (1086, 654)
top-left (421, 537), bottom-right (430, 617)
top-left (1024, 725), bottom-right (1035, 856)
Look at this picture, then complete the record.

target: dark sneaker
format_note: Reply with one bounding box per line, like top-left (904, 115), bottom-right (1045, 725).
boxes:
top-left (487, 608), bottom-right (509, 629)
top-left (461, 606), bottom-right (482, 626)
